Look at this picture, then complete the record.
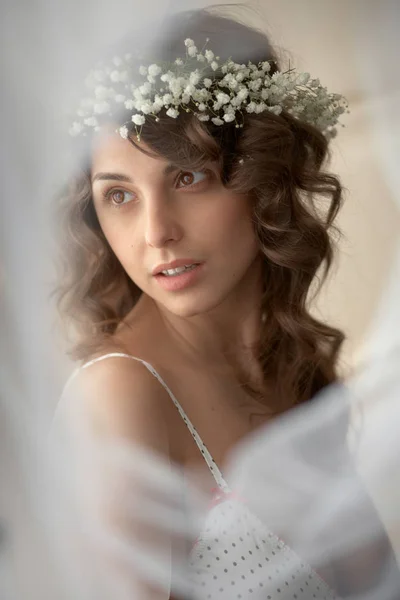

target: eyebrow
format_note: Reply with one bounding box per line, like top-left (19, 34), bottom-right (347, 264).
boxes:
top-left (92, 163), bottom-right (180, 184)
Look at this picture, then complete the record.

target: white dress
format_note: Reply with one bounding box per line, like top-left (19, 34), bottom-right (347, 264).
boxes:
top-left (65, 353), bottom-right (340, 600)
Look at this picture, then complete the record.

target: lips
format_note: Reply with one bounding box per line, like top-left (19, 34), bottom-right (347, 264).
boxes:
top-left (152, 258), bottom-right (202, 275)
top-left (157, 265), bottom-right (198, 276)
top-left (153, 261), bottom-right (204, 291)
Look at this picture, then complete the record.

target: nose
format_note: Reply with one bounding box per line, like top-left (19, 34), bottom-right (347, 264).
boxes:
top-left (143, 194), bottom-right (182, 248)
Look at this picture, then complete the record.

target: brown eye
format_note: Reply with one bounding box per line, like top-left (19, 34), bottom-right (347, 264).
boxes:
top-left (180, 172), bottom-right (195, 186)
top-left (106, 189), bottom-right (134, 206)
top-left (177, 170), bottom-right (208, 188)
top-left (111, 190), bottom-right (125, 204)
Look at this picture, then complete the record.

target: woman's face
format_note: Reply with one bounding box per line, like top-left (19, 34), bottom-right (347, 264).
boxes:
top-left (90, 127), bottom-right (261, 319)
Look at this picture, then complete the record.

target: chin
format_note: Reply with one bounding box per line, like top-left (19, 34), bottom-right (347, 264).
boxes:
top-left (155, 287), bottom-right (230, 321)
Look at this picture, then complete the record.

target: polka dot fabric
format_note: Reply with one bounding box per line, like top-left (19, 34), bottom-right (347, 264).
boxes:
top-left (186, 491), bottom-right (338, 599)
top-left (74, 354), bottom-right (340, 600)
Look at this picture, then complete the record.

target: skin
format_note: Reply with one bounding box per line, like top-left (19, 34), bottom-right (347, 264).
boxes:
top-left (90, 126), bottom-right (266, 378)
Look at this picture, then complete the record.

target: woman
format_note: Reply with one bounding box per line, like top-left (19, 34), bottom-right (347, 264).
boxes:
top-left (54, 6), bottom-right (398, 600)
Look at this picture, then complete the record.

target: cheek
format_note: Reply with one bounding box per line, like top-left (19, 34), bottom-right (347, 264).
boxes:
top-left (96, 212), bottom-right (137, 269)
top-left (210, 196), bottom-right (258, 250)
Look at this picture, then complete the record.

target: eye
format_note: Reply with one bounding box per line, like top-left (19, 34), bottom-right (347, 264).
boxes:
top-left (105, 189), bottom-right (135, 207)
top-left (176, 170), bottom-right (208, 189)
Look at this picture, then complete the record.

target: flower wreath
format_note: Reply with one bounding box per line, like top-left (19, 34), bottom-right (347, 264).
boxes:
top-left (70, 37), bottom-right (349, 142)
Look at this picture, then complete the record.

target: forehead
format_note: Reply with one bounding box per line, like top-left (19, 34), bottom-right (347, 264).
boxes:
top-left (91, 127), bottom-right (166, 178)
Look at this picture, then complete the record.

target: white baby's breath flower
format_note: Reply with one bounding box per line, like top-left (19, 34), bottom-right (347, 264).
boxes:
top-left (169, 81), bottom-right (183, 97)
top-left (69, 122), bottom-right (83, 136)
top-left (162, 93), bottom-right (173, 104)
top-left (185, 83), bottom-right (196, 95)
top-left (216, 92), bottom-right (230, 105)
top-left (233, 62), bottom-right (245, 72)
top-left (139, 82), bottom-right (152, 96)
top-left (166, 107), bottom-right (179, 118)
top-left (132, 114), bottom-right (145, 125)
top-left (296, 72), bottom-right (310, 86)
top-left (284, 81), bottom-right (296, 92)
top-left (254, 102), bottom-right (267, 114)
top-left (195, 88), bottom-right (210, 102)
top-left (94, 101), bottom-right (110, 114)
top-left (110, 70), bottom-right (120, 82)
top-left (230, 96), bottom-right (242, 107)
top-left (153, 95), bottom-right (164, 108)
top-left (249, 69), bottom-right (262, 80)
top-left (84, 116), bottom-right (98, 127)
top-left (269, 105), bottom-right (282, 115)
top-left (70, 37), bottom-right (348, 140)
top-left (189, 71), bottom-right (201, 85)
top-left (237, 88), bottom-right (249, 101)
top-left (94, 85), bottom-right (109, 100)
top-left (223, 112), bottom-right (235, 123)
top-left (245, 101), bottom-right (257, 113)
top-left (132, 85), bottom-right (142, 97)
top-left (269, 84), bottom-right (281, 97)
top-left (271, 72), bottom-right (286, 87)
top-left (148, 64), bottom-right (162, 77)
top-left (140, 100), bottom-right (153, 114)
top-left (249, 78), bottom-right (262, 92)
top-left (223, 74), bottom-right (239, 90)
top-left (119, 125), bottom-right (129, 139)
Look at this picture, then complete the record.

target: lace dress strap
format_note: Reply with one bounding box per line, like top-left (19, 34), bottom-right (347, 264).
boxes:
top-left (62, 352), bottom-right (231, 493)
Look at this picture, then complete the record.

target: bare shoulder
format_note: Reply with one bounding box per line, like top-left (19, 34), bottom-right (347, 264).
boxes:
top-left (57, 353), bottom-right (172, 459)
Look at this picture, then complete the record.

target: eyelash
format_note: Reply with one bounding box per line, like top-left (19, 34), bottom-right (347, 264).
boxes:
top-left (102, 169), bottom-right (211, 208)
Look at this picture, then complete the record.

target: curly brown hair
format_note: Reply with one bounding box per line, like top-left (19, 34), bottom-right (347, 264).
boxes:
top-left (54, 6), bottom-right (345, 413)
